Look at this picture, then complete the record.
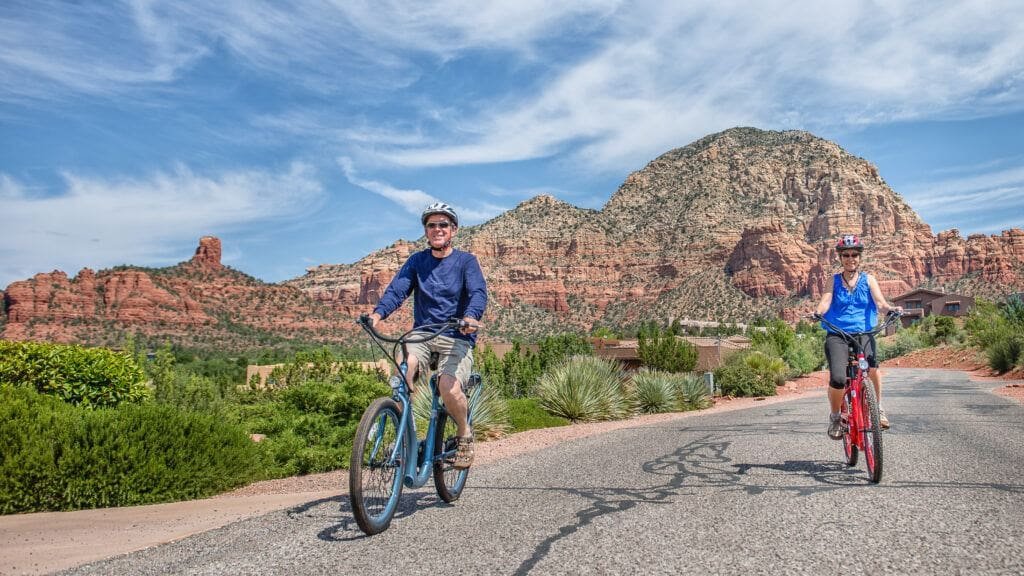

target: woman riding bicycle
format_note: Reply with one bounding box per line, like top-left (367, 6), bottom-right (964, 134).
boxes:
top-left (366, 202), bottom-right (487, 469)
top-left (815, 234), bottom-right (902, 439)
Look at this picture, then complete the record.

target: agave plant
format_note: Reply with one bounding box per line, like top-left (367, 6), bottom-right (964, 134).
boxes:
top-left (535, 355), bottom-right (631, 422)
top-left (631, 369), bottom-right (678, 414)
top-left (411, 375), bottom-right (510, 440)
top-left (676, 372), bottom-right (713, 411)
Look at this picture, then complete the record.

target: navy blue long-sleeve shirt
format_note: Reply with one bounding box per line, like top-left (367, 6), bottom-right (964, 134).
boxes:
top-left (372, 248), bottom-right (487, 345)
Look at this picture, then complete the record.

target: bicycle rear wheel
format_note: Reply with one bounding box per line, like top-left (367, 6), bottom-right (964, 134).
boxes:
top-left (860, 382), bottom-right (884, 483)
top-left (350, 397), bottom-right (407, 535)
top-left (432, 409), bottom-right (469, 503)
top-left (842, 392), bottom-right (858, 467)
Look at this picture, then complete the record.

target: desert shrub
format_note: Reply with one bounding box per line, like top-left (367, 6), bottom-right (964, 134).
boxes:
top-left (676, 372), bottom-right (713, 411)
top-left (412, 374), bottom-right (510, 440)
top-left (536, 356), bottom-right (631, 422)
top-left (0, 385), bottom-right (261, 513)
top-left (232, 372), bottom-right (387, 476)
top-left (478, 334), bottom-right (592, 399)
top-left (631, 369), bottom-right (678, 414)
top-left (637, 324), bottom-right (698, 373)
top-left (0, 341), bottom-right (147, 407)
top-left (745, 351), bottom-right (787, 388)
top-left (505, 398), bottom-right (570, 432)
top-left (714, 351), bottom-right (775, 397)
top-left (982, 322), bottom-right (1024, 373)
top-left (877, 328), bottom-right (929, 361)
top-left (782, 334), bottom-right (824, 378)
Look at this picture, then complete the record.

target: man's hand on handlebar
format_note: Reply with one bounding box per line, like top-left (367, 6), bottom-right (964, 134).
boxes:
top-left (459, 317), bottom-right (482, 335)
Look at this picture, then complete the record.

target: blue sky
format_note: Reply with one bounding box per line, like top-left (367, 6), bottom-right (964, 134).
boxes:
top-left (2, 1), bottom-right (1023, 289)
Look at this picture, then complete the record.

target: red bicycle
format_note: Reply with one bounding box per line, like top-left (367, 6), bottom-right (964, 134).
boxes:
top-left (815, 310), bottom-right (902, 483)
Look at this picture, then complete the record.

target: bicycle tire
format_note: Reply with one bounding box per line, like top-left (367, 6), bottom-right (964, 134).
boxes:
top-left (432, 408), bottom-right (469, 503)
top-left (350, 397), bottom-right (406, 535)
top-left (860, 382), bottom-right (884, 483)
top-left (842, 391), bottom-right (858, 467)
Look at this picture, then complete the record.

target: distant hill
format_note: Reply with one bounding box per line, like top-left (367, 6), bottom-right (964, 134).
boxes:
top-left (4, 128), bottom-right (1023, 349)
top-left (286, 127), bottom-right (1024, 339)
top-left (0, 237), bottom-right (357, 351)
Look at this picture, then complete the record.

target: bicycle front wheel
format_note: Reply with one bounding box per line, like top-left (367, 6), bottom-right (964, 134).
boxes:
top-left (842, 392), bottom-right (858, 467)
top-left (432, 409), bottom-right (469, 503)
top-left (860, 382), bottom-right (884, 483)
top-left (350, 397), bottom-right (407, 535)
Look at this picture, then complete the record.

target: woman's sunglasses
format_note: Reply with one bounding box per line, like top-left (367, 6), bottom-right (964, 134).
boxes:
top-left (425, 222), bottom-right (451, 230)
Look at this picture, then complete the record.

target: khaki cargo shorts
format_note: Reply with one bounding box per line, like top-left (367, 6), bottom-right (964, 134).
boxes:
top-left (406, 332), bottom-right (474, 387)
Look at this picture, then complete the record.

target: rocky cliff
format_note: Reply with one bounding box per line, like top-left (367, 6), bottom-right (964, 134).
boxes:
top-left (1, 236), bottom-right (354, 350)
top-left (4, 128), bottom-right (1023, 347)
top-left (286, 128), bottom-right (1024, 338)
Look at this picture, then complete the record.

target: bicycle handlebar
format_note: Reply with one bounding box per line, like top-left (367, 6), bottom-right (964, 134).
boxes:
top-left (357, 314), bottom-right (478, 345)
top-left (811, 309), bottom-right (903, 343)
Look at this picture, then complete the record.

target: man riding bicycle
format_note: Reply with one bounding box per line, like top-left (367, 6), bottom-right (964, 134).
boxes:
top-left (366, 202), bottom-right (487, 469)
top-left (815, 234), bottom-right (902, 438)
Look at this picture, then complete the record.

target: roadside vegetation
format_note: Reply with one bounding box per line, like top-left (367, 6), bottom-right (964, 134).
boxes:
top-left (5, 298), bottom-right (1018, 514)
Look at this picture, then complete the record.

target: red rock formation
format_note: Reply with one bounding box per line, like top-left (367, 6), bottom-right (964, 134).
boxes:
top-left (191, 236), bottom-right (223, 269)
top-left (288, 129), bottom-right (1024, 335)
top-left (3, 129), bottom-right (1023, 347)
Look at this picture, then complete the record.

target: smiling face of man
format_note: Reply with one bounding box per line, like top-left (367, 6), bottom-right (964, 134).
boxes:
top-left (425, 215), bottom-right (456, 251)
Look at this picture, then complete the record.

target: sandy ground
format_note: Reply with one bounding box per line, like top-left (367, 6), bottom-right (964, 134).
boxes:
top-left (1, 356), bottom-right (1021, 575)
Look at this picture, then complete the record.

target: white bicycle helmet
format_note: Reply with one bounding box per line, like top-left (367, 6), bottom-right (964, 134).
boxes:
top-left (421, 202), bottom-right (459, 227)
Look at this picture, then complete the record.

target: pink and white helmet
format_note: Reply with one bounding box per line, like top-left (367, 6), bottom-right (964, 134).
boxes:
top-left (835, 234), bottom-right (864, 252)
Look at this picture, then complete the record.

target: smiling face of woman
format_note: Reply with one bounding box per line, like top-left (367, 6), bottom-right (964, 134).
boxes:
top-left (839, 249), bottom-right (861, 270)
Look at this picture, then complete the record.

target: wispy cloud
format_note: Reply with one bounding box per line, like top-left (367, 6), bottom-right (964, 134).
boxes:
top-left (0, 163), bottom-right (324, 286)
top-left (361, 1), bottom-right (1024, 174)
top-left (900, 164), bottom-right (1024, 233)
top-left (339, 157), bottom-right (506, 225)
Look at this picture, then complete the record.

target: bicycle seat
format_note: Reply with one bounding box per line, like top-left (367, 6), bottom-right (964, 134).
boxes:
top-left (429, 352), bottom-right (440, 371)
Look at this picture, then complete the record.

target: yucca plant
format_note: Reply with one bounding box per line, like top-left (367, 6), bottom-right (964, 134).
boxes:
top-left (412, 375), bottom-right (510, 440)
top-left (744, 351), bottom-right (787, 394)
top-left (676, 372), bottom-right (713, 411)
top-left (631, 369), bottom-right (678, 414)
top-left (535, 355), bottom-right (632, 422)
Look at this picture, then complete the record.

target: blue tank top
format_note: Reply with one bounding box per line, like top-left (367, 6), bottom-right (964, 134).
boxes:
top-left (822, 273), bottom-right (877, 333)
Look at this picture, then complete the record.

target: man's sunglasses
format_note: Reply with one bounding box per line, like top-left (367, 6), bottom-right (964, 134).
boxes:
top-left (840, 252), bottom-right (861, 259)
top-left (425, 222), bottom-right (452, 230)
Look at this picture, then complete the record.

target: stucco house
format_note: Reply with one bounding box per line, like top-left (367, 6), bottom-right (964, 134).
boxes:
top-left (890, 288), bottom-right (974, 328)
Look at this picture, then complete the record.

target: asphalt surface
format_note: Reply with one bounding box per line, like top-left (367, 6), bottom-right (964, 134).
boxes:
top-left (56, 369), bottom-right (1024, 575)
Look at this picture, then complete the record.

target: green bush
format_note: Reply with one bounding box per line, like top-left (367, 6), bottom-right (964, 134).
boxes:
top-left (0, 341), bottom-right (147, 407)
top-left (505, 397), bottom-right (570, 433)
top-left (637, 324), bottom-right (698, 372)
top-left (232, 372), bottom-right (387, 477)
top-left (877, 328), bottom-right (929, 361)
top-left (986, 331), bottom-right (1023, 373)
top-left (714, 351), bottom-right (775, 397)
top-left (0, 385), bottom-right (261, 513)
top-left (536, 356), bottom-right (631, 422)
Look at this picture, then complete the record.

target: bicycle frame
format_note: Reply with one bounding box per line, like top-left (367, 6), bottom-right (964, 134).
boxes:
top-left (362, 318), bottom-right (482, 488)
top-left (817, 311), bottom-right (900, 482)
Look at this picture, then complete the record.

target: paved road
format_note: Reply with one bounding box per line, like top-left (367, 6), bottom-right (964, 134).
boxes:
top-left (60, 369), bottom-right (1023, 575)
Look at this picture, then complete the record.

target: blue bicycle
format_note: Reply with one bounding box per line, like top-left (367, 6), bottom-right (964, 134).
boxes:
top-left (349, 315), bottom-right (483, 535)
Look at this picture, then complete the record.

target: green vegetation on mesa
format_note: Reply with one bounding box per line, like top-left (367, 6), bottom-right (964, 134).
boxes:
top-left (4, 300), bottom-right (1018, 514)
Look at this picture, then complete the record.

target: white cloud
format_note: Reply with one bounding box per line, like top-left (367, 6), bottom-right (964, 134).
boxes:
top-left (0, 162), bottom-right (324, 287)
top-left (362, 1), bottom-right (1024, 174)
top-left (338, 157), bottom-right (506, 225)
